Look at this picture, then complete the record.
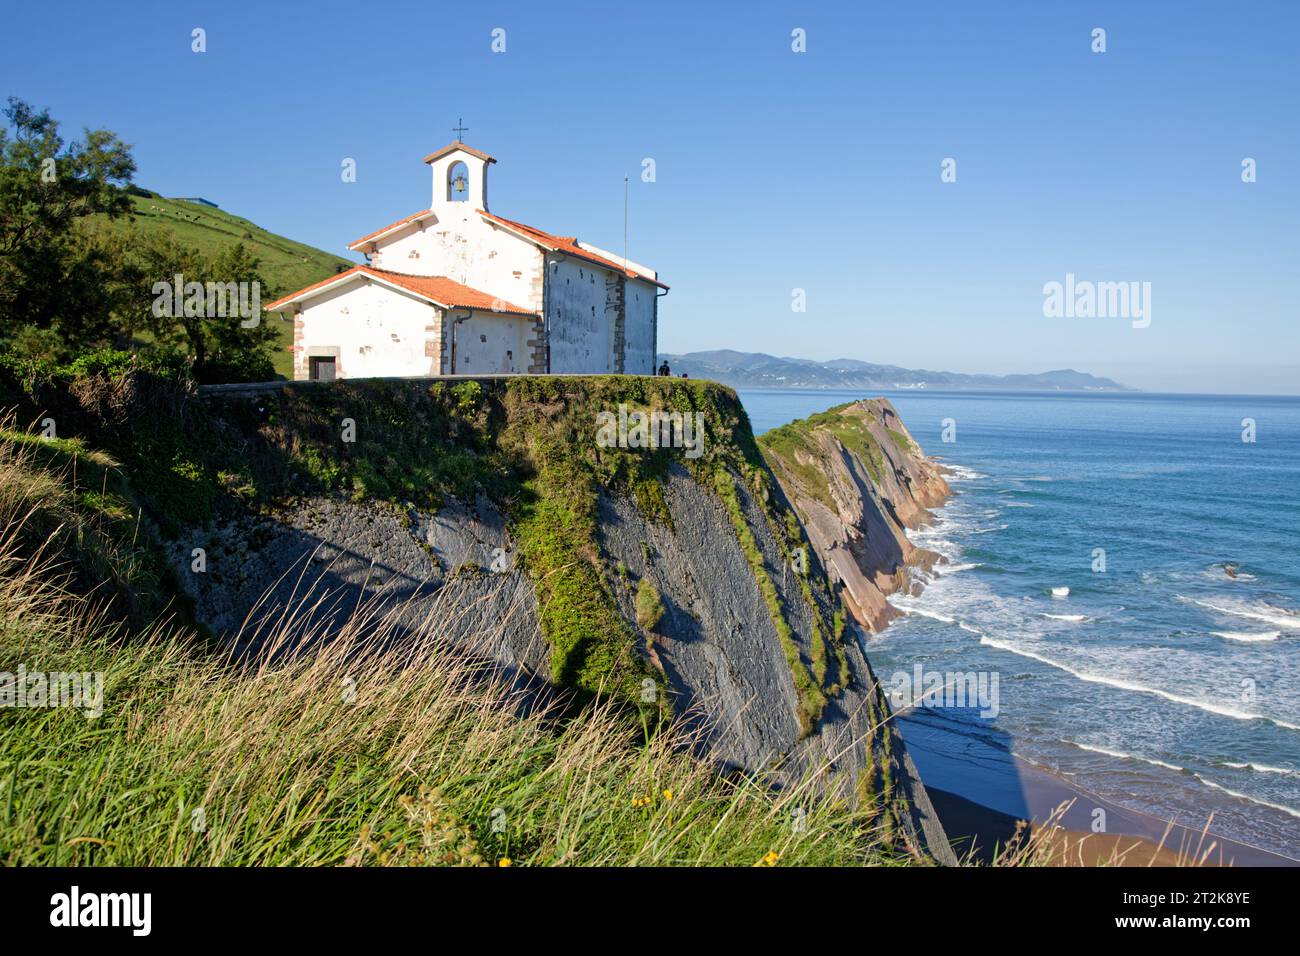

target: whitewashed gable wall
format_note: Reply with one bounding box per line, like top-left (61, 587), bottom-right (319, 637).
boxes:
top-left (297, 281), bottom-right (439, 378)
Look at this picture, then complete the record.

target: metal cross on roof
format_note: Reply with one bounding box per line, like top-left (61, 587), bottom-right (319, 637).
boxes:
top-left (452, 118), bottom-right (468, 143)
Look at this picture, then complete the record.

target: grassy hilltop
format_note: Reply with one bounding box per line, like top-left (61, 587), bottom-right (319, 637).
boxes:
top-left (83, 191), bottom-right (354, 378)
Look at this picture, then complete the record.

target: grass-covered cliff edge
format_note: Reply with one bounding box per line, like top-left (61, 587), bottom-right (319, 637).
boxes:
top-left (0, 359), bottom-right (956, 864)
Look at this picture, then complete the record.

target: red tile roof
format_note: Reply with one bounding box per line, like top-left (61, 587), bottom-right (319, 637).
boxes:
top-left (264, 265), bottom-right (535, 315)
top-left (478, 210), bottom-right (668, 289)
top-left (338, 201), bottom-right (667, 290)
top-left (422, 142), bottom-right (497, 165)
top-left (348, 209), bottom-right (433, 250)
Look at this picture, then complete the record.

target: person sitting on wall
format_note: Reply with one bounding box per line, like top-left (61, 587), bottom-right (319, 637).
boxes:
top-left (658, 360), bottom-right (671, 376)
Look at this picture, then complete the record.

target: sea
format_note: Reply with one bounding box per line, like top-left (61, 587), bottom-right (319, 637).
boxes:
top-left (739, 388), bottom-right (1300, 861)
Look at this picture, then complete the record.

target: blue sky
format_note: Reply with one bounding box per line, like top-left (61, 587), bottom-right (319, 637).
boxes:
top-left (3, 0), bottom-right (1297, 392)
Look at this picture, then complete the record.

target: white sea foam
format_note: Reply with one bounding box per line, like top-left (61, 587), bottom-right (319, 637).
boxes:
top-left (1203, 566), bottom-right (1259, 582)
top-left (1071, 742), bottom-right (1185, 773)
top-left (1211, 630), bottom-right (1280, 643)
top-left (1223, 762), bottom-right (1300, 777)
top-left (912, 531), bottom-right (958, 549)
top-left (938, 562), bottom-right (981, 575)
top-left (1042, 613), bottom-right (1089, 622)
top-left (976, 633), bottom-right (1300, 732)
top-left (1192, 775), bottom-right (1300, 819)
top-left (943, 464), bottom-right (985, 482)
top-left (1180, 596), bottom-right (1300, 631)
top-left (920, 545), bottom-right (960, 563)
top-left (1073, 746), bottom-right (1300, 817)
top-left (905, 607), bottom-right (956, 624)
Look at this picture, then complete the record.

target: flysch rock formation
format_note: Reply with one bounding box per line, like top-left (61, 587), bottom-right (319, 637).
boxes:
top-left (174, 480), bottom-right (954, 863)
top-left (165, 378), bottom-right (955, 863)
top-left (598, 464), bottom-right (953, 862)
top-left (174, 496), bottom-right (549, 684)
top-left (759, 398), bottom-right (953, 633)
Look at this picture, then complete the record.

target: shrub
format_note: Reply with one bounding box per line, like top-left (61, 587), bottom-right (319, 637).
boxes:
top-left (634, 577), bottom-right (665, 631)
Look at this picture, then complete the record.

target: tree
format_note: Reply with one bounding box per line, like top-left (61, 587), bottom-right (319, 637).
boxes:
top-left (0, 98), bottom-right (276, 383)
top-left (135, 233), bottom-right (278, 382)
top-left (0, 97), bottom-right (136, 354)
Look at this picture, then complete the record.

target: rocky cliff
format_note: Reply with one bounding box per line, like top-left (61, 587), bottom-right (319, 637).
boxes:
top-left (2, 367), bottom-right (954, 863)
top-left (759, 399), bottom-right (952, 633)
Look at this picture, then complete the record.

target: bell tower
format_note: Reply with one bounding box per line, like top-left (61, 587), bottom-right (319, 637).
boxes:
top-left (423, 135), bottom-right (495, 213)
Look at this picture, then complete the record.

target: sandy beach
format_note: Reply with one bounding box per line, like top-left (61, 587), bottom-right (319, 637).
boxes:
top-left (925, 754), bottom-right (1298, 866)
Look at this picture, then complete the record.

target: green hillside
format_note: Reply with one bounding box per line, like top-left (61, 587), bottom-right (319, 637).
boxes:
top-left (87, 191), bottom-right (355, 378)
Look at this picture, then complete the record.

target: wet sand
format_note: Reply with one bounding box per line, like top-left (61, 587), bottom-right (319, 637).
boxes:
top-left (894, 707), bottom-right (1299, 866)
top-left (926, 760), bottom-right (1298, 866)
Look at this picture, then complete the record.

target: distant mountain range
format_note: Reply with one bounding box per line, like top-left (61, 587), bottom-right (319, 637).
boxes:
top-left (656, 350), bottom-right (1130, 392)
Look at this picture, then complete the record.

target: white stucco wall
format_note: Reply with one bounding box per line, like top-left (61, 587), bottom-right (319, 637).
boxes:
top-left (623, 278), bottom-right (658, 375)
top-left (368, 210), bottom-right (544, 316)
top-left (546, 257), bottom-right (612, 373)
top-left (446, 311), bottom-right (531, 374)
top-left (295, 280), bottom-right (439, 379)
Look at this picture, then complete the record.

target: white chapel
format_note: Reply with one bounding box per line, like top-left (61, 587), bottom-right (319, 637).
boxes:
top-left (265, 141), bottom-right (666, 380)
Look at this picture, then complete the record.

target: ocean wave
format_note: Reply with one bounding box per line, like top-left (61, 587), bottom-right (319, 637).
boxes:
top-left (917, 546), bottom-right (960, 564)
top-left (1202, 566), bottom-right (1258, 582)
top-left (1223, 761), bottom-right (1300, 778)
top-left (904, 607), bottom-right (956, 624)
top-left (1179, 596), bottom-right (1300, 631)
top-left (1072, 745), bottom-right (1300, 817)
top-left (1042, 613), bottom-right (1089, 622)
top-left (937, 562), bottom-right (981, 575)
top-left (1211, 630), bottom-right (1281, 643)
top-left (910, 532), bottom-right (958, 552)
top-left (1070, 741), bottom-right (1186, 773)
top-left (943, 464), bottom-right (985, 482)
top-left (975, 633), bottom-right (1300, 732)
top-left (970, 524), bottom-right (1008, 535)
top-left (1192, 775), bottom-right (1300, 820)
